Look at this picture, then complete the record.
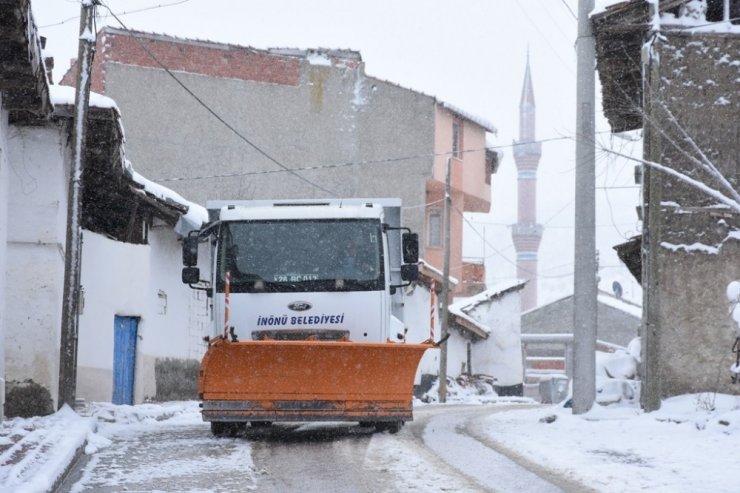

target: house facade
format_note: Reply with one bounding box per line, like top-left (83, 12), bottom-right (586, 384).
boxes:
top-left (1, 0), bottom-right (210, 414)
top-left (592, 0), bottom-right (740, 409)
top-left (522, 292), bottom-right (641, 348)
top-left (1, 0), bottom-right (60, 416)
top-left (404, 264), bottom-right (525, 396)
top-left (61, 27), bottom-right (499, 296)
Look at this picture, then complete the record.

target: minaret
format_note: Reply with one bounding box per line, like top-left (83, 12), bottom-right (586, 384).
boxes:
top-left (511, 53), bottom-right (543, 312)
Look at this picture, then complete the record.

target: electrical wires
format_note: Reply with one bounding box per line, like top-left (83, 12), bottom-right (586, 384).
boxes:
top-left (98, 1), bottom-right (337, 196)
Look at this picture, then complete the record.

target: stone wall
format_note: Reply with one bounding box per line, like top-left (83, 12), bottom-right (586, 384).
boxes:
top-left (644, 32), bottom-right (740, 400)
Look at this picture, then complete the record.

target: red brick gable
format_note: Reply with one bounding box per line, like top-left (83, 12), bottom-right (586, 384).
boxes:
top-left (61, 28), bottom-right (301, 92)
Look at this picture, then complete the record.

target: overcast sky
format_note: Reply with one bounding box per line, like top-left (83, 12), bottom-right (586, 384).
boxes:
top-left (31, 0), bottom-right (642, 306)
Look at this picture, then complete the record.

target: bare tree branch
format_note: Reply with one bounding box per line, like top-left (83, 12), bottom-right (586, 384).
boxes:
top-left (657, 102), bottom-right (740, 205)
top-left (596, 145), bottom-right (740, 214)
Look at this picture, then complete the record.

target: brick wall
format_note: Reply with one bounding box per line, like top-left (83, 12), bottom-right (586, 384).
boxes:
top-left (61, 28), bottom-right (302, 91)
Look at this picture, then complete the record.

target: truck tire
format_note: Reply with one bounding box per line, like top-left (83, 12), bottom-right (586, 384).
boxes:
top-left (211, 421), bottom-right (245, 437)
top-left (375, 421), bottom-right (404, 434)
top-left (250, 421), bottom-right (273, 428)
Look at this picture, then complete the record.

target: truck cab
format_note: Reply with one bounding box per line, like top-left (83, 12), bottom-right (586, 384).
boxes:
top-left (181, 199), bottom-right (428, 434)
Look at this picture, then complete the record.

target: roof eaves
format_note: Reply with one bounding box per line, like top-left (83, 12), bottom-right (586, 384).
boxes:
top-left (449, 311), bottom-right (489, 340)
top-left (1, 0), bottom-right (52, 123)
top-left (438, 101), bottom-right (498, 134)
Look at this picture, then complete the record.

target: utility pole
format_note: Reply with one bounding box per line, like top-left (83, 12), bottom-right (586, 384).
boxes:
top-left (59, 0), bottom-right (96, 409)
top-left (572, 0), bottom-right (597, 414)
top-left (438, 157), bottom-right (452, 403)
top-left (641, 0), bottom-right (662, 413)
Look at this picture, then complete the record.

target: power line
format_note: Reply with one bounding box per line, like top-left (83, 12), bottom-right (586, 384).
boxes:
top-left (153, 133), bottom-right (609, 183)
top-left (98, 1), bottom-right (336, 196)
top-left (513, 2), bottom-right (576, 76)
top-left (40, 0), bottom-right (193, 28)
top-left (559, 0), bottom-right (578, 21)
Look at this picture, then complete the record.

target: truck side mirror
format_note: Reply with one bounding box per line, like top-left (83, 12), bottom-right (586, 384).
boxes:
top-left (402, 232), bottom-right (418, 264)
top-left (182, 266), bottom-right (200, 284)
top-left (401, 263), bottom-right (419, 282)
top-left (183, 233), bottom-right (199, 267)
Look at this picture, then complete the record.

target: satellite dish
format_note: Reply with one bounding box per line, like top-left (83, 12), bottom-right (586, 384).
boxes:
top-left (612, 281), bottom-right (623, 299)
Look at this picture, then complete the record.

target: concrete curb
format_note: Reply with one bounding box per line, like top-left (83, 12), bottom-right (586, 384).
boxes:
top-left (49, 440), bottom-right (87, 493)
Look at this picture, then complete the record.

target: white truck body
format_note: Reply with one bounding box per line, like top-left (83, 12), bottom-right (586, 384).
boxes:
top-left (205, 199), bottom-right (407, 343)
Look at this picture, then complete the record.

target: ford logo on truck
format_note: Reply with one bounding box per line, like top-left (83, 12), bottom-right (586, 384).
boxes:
top-left (288, 301), bottom-right (312, 311)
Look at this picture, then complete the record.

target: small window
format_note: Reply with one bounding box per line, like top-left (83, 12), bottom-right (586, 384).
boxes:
top-left (428, 209), bottom-right (442, 247)
top-left (452, 122), bottom-right (461, 159)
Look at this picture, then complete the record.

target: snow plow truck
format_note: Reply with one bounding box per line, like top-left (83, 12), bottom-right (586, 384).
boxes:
top-left (181, 199), bottom-right (434, 435)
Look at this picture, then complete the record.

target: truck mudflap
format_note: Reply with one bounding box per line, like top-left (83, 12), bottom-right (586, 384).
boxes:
top-left (198, 337), bottom-right (432, 423)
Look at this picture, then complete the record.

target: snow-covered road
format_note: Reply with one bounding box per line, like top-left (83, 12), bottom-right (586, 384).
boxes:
top-left (422, 411), bottom-right (563, 492)
top-left (57, 402), bottom-right (576, 493)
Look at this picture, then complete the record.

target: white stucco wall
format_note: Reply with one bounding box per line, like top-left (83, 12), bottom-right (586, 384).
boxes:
top-left (77, 226), bottom-right (210, 403)
top-left (405, 282), bottom-right (524, 387)
top-left (0, 97), bottom-right (9, 415)
top-left (401, 284), bottom-right (440, 382)
top-left (465, 293), bottom-right (524, 386)
top-left (77, 230), bottom-right (149, 360)
top-left (142, 225), bottom-right (209, 361)
top-left (445, 330), bottom-right (472, 377)
top-left (404, 284), bottom-right (486, 381)
top-left (5, 125), bottom-right (69, 408)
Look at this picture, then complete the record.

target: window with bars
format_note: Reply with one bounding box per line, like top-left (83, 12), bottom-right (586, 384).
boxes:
top-left (428, 209), bottom-right (442, 247)
top-left (452, 121), bottom-right (461, 159)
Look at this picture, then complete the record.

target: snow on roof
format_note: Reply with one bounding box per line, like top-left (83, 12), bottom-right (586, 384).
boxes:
top-left (48, 84), bottom-right (118, 110)
top-left (419, 259), bottom-right (459, 286)
top-left (448, 306), bottom-right (490, 336)
top-left (48, 83), bottom-right (207, 234)
top-left (267, 47), bottom-right (363, 64)
top-left (597, 291), bottom-right (642, 318)
top-left (451, 280), bottom-right (527, 313)
top-left (661, 13), bottom-right (740, 33)
top-left (438, 101), bottom-right (498, 135)
top-left (591, 0), bottom-right (631, 16)
top-left (448, 280), bottom-right (527, 336)
top-left (126, 164), bottom-right (208, 233)
top-left (351, 73), bottom-right (497, 134)
top-left (522, 290), bottom-right (642, 319)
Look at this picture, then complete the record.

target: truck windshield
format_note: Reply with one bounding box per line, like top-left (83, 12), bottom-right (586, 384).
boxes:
top-left (217, 219), bottom-right (384, 293)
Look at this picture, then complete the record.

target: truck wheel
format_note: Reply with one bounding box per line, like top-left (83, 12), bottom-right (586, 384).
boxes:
top-left (375, 421), bottom-right (404, 434)
top-left (211, 422), bottom-right (245, 437)
top-left (250, 421), bottom-right (273, 428)
top-left (387, 421), bottom-right (403, 434)
top-left (211, 422), bottom-right (228, 437)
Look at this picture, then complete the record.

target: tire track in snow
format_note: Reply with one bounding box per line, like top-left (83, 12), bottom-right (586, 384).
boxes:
top-left (423, 412), bottom-right (564, 493)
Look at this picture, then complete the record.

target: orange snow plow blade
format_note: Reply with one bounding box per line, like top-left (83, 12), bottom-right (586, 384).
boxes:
top-left (198, 338), bottom-right (432, 423)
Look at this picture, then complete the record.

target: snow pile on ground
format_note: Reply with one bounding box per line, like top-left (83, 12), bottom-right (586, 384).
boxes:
top-left (87, 400), bottom-right (201, 427)
top-left (592, 337), bottom-right (641, 406)
top-left (481, 393), bottom-right (740, 493)
top-left (0, 405), bottom-right (94, 493)
top-left (417, 374), bottom-right (533, 405)
top-left (0, 401), bottom-right (203, 493)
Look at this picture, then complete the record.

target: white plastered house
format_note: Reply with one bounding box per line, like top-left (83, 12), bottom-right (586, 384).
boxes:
top-left (1, 0), bottom-right (209, 415)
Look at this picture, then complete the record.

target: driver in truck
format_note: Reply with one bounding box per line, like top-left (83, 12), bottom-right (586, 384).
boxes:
top-left (341, 238), bottom-right (376, 279)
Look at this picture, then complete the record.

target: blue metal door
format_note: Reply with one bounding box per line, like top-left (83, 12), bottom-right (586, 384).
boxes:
top-left (113, 316), bottom-right (138, 405)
